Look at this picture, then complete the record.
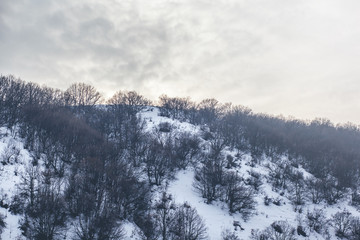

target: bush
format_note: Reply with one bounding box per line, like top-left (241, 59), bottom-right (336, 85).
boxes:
top-left (332, 209), bottom-right (352, 238)
top-left (250, 221), bottom-right (296, 240)
top-left (351, 191), bottom-right (360, 207)
top-left (264, 196), bottom-right (272, 206)
top-left (297, 225), bottom-right (307, 237)
top-left (201, 131), bottom-right (213, 141)
top-left (225, 155), bottom-right (237, 169)
top-left (194, 166), bottom-right (255, 220)
top-left (0, 141), bottom-right (20, 165)
top-left (152, 194), bottom-right (208, 240)
top-left (173, 132), bottom-right (201, 169)
top-left (221, 229), bottom-right (240, 240)
top-left (0, 213), bottom-right (6, 235)
top-left (350, 217), bottom-right (360, 240)
top-left (306, 208), bottom-right (327, 234)
top-left (193, 155), bottom-right (225, 204)
top-left (246, 173), bottom-right (262, 191)
top-left (272, 197), bottom-right (282, 206)
top-left (223, 172), bottom-right (255, 219)
top-left (170, 203), bottom-right (208, 240)
top-left (158, 122), bottom-right (172, 132)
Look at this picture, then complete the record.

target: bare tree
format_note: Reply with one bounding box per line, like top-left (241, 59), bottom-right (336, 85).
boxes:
top-left (350, 217), bottom-right (360, 240)
top-left (152, 194), bottom-right (208, 240)
top-left (158, 95), bottom-right (194, 120)
top-left (251, 221), bottom-right (296, 240)
top-left (221, 229), bottom-right (240, 240)
top-left (306, 177), bottom-right (324, 204)
top-left (289, 170), bottom-right (305, 206)
top-left (143, 141), bottom-right (171, 186)
top-left (332, 210), bottom-right (352, 238)
top-left (173, 132), bottom-right (201, 169)
top-left (18, 170), bottom-right (67, 240)
top-left (0, 141), bottom-right (20, 165)
top-left (223, 172), bottom-right (255, 219)
top-left (0, 75), bottom-right (27, 128)
top-left (64, 83), bottom-right (102, 107)
top-left (306, 208), bottom-right (327, 234)
top-left (193, 155), bottom-right (224, 203)
top-left (108, 90), bottom-right (151, 114)
top-left (155, 192), bottom-right (177, 240)
top-left (170, 203), bottom-right (208, 240)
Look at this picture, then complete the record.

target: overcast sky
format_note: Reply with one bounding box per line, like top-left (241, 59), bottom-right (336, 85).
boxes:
top-left (1, 0), bottom-right (360, 124)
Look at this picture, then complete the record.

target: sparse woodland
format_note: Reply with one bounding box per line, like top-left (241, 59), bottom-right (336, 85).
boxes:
top-left (1, 75), bottom-right (360, 239)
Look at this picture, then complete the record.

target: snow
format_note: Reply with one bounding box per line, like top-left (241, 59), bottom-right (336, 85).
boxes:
top-left (139, 107), bottom-right (201, 135)
top-left (0, 127), bottom-right (28, 240)
top-left (122, 221), bottom-right (143, 240)
top-left (168, 170), bottom-right (241, 240)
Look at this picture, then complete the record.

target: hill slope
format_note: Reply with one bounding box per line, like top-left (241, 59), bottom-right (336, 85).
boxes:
top-left (0, 105), bottom-right (359, 239)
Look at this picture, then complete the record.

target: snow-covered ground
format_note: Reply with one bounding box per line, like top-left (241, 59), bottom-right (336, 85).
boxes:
top-left (0, 127), bottom-right (29, 240)
top-left (166, 164), bottom-right (360, 239)
top-left (139, 107), bottom-right (201, 135)
top-left (169, 169), bottom-right (247, 239)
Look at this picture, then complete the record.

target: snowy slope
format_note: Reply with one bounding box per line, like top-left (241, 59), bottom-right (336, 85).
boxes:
top-left (0, 108), bottom-right (359, 239)
top-left (139, 107), bottom-right (360, 240)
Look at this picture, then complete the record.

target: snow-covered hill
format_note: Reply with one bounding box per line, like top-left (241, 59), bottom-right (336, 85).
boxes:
top-left (0, 107), bottom-right (359, 239)
top-left (139, 107), bottom-right (360, 240)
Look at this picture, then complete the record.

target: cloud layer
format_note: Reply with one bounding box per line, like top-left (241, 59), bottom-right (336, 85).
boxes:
top-left (1, 0), bottom-right (360, 124)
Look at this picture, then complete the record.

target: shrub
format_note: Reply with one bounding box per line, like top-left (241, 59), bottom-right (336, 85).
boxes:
top-left (221, 229), bottom-right (240, 240)
top-left (350, 217), bottom-right (360, 240)
top-left (0, 213), bottom-right (6, 236)
top-left (170, 203), bottom-right (208, 240)
top-left (332, 210), bottom-right (352, 238)
top-left (306, 208), bottom-right (327, 234)
top-left (223, 172), bottom-right (255, 219)
top-left (251, 221), bottom-right (296, 240)
top-left (158, 122), bottom-right (172, 133)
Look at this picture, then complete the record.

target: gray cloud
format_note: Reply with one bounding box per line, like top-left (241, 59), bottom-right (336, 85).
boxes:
top-left (1, 0), bottom-right (360, 124)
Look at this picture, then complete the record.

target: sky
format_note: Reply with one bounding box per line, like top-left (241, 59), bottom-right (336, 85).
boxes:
top-left (1, 0), bottom-right (360, 125)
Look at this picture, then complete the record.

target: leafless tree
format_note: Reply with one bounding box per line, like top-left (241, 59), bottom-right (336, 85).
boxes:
top-left (108, 90), bottom-right (151, 114)
top-left (223, 172), bottom-right (255, 219)
top-left (332, 210), bottom-right (352, 238)
top-left (64, 83), bottom-right (102, 107)
top-left (170, 203), bottom-right (208, 240)
top-left (251, 221), bottom-right (296, 240)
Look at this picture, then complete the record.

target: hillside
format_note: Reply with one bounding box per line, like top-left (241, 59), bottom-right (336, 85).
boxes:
top-left (140, 108), bottom-right (360, 239)
top-left (1, 76), bottom-right (360, 239)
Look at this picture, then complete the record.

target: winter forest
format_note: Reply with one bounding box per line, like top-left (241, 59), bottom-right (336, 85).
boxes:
top-left (1, 75), bottom-right (360, 239)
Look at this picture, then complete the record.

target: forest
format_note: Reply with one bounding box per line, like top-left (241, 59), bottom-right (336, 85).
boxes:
top-left (1, 74), bottom-right (360, 240)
